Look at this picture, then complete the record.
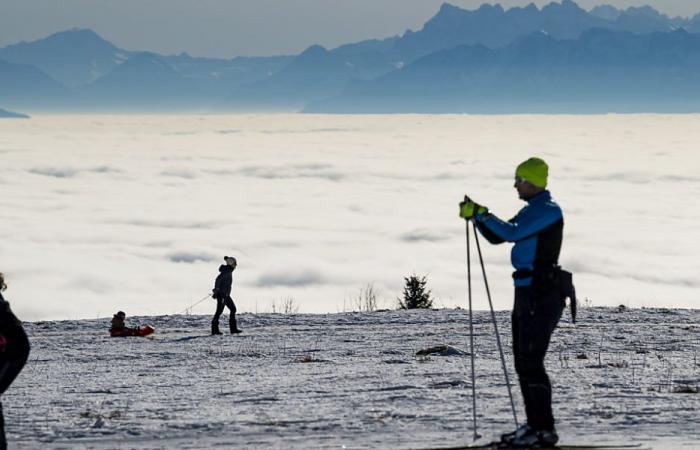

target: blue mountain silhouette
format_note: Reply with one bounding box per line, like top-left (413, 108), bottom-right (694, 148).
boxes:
top-left (3, 1), bottom-right (700, 112)
top-left (227, 1), bottom-right (700, 111)
top-left (0, 28), bottom-right (124, 88)
top-left (306, 29), bottom-right (700, 113)
top-left (0, 107), bottom-right (29, 118)
top-left (0, 58), bottom-right (70, 110)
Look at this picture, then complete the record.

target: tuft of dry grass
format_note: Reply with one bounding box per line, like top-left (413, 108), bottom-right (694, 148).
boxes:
top-left (296, 354), bottom-right (316, 363)
top-left (79, 409), bottom-right (123, 419)
top-left (672, 384), bottom-right (699, 394)
top-left (607, 360), bottom-right (629, 369)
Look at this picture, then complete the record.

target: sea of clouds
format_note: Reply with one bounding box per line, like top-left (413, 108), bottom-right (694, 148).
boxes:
top-left (0, 114), bottom-right (698, 321)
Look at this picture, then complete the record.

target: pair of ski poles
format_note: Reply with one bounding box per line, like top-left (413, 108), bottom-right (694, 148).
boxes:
top-left (464, 218), bottom-right (518, 441)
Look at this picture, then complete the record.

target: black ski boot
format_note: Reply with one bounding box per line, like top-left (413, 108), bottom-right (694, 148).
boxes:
top-left (510, 427), bottom-right (558, 448)
top-left (500, 424), bottom-right (530, 446)
top-left (230, 317), bottom-right (242, 334)
top-left (211, 322), bottom-right (223, 335)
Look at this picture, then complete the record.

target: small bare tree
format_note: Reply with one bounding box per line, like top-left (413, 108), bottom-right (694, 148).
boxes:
top-left (282, 297), bottom-right (299, 314)
top-left (355, 283), bottom-right (378, 312)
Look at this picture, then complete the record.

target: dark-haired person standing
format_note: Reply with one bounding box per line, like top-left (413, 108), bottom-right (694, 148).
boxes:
top-left (460, 157), bottom-right (567, 448)
top-left (211, 256), bottom-right (242, 335)
top-left (0, 273), bottom-right (30, 450)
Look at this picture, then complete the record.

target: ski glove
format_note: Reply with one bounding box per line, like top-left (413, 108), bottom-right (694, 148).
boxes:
top-left (459, 197), bottom-right (488, 220)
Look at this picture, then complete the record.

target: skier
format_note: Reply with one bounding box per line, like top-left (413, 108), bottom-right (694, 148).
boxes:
top-left (460, 157), bottom-right (565, 447)
top-left (0, 273), bottom-right (30, 450)
top-left (211, 256), bottom-right (241, 335)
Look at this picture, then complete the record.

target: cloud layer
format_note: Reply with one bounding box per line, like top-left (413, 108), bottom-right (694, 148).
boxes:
top-left (1, 114), bottom-right (698, 321)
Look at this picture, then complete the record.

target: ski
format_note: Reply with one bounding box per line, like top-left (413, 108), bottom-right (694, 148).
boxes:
top-left (413, 443), bottom-right (648, 450)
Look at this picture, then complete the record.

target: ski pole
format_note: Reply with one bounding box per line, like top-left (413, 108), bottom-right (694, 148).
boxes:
top-left (472, 221), bottom-right (519, 428)
top-left (179, 293), bottom-right (212, 315)
top-left (465, 220), bottom-right (479, 441)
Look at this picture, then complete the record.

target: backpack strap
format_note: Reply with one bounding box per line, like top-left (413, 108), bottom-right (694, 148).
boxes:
top-left (560, 270), bottom-right (577, 324)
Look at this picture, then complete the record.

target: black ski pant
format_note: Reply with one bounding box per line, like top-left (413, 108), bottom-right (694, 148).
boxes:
top-left (512, 284), bottom-right (564, 431)
top-left (212, 296), bottom-right (238, 333)
top-left (0, 304), bottom-right (30, 450)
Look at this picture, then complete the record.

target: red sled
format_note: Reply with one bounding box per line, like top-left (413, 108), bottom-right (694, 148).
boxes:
top-left (110, 325), bottom-right (155, 337)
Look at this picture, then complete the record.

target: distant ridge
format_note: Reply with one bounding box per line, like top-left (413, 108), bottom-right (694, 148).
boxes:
top-left (226, 1), bottom-right (700, 112)
top-left (0, 58), bottom-right (71, 110)
top-left (3, 2), bottom-right (700, 112)
top-left (306, 28), bottom-right (700, 113)
top-left (0, 107), bottom-right (29, 118)
top-left (0, 28), bottom-right (125, 87)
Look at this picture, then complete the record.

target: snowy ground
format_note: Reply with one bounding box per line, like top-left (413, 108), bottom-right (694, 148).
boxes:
top-left (6, 307), bottom-right (700, 449)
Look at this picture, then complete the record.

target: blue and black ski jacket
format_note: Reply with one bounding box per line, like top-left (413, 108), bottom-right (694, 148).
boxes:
top-left (474, 190), bottom-right (563, 287)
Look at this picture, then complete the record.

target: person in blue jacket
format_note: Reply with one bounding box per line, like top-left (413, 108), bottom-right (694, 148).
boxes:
top-left (211, 256), bottom-right (242, 335)
top-left (460, 157), bottom-right (565, 448)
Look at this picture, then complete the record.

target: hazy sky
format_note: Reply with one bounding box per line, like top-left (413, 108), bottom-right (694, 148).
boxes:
top-left (1, 0), bottom-right (699, 58)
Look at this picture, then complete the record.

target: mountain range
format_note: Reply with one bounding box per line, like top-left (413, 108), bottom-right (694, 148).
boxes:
top-left (0, 107), bottom-right (29, 118)
top-left (2, 1), bottom-right (700, 113)
top-left (307, 28), bottom-right (700, 113)
top-left (0, 28), bottom-right (292, 111)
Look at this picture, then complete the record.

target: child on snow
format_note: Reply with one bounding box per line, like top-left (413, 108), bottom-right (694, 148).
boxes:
top-left (211, 256), bottom-right (241, 335)
top-left (109, 311), bottom-right (154, 337)
top-left (110, 311), bottom-right (126, 332)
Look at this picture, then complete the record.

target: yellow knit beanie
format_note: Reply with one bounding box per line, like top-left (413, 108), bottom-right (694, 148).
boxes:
top-left (515, 157), bottom-right (548, 188)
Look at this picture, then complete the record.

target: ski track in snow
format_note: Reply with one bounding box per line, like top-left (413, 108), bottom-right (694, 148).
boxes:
top-left (7, 307), bottom-right (700, 449)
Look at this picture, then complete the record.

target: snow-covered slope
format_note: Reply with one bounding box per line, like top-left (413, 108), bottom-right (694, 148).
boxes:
top-left (7, 307), bottom-right (699, 449)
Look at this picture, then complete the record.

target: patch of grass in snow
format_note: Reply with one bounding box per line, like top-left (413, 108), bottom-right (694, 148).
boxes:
top-left (671, 384), bottom-right (699, 394)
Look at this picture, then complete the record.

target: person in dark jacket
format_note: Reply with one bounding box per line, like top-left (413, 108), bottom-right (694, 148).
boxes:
top-left (460, 157), bottom-right (565, 448)
top-left (0, 273), bottom-right (30, 450)
top-left (211, 256), bottom-right (241, 335)
top-left (110, 311), bottom-right (126, 331)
